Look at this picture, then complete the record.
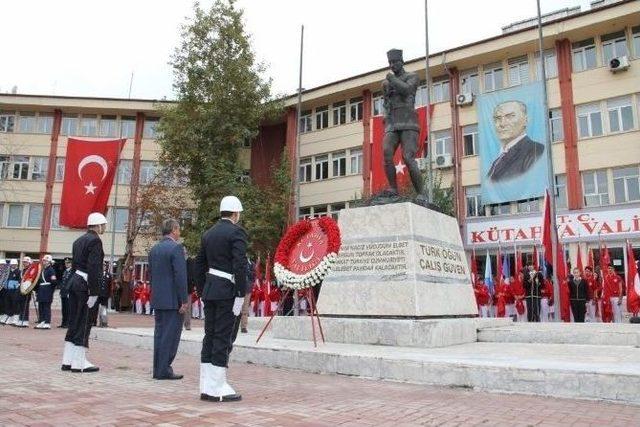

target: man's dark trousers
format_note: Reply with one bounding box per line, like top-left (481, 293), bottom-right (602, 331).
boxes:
top-left (201, 299), bottom-right (235, 367)
top-left (153, 309), bottom-right (183, 378)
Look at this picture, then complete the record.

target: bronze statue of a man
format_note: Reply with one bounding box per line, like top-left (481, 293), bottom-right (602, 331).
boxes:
top-left (382, 49), bottom-right (423, 196)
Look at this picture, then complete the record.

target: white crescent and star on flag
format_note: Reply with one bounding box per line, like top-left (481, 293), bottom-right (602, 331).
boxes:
top-left (77, 155), bottom-right (109, 195)
top-left (394, 161), bottom-right (406, 175)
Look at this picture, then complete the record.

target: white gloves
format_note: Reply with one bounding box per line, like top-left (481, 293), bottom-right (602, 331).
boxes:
top-left (232, 297), bottom-right (244, 316)
top-left (87, 295), bottom-right (98, 308)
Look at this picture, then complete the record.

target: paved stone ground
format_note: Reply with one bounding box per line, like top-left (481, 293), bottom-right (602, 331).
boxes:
top-left (1, 311), bottom-right (640, 426)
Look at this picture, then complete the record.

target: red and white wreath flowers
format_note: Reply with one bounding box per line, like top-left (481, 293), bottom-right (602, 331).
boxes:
top-left (273, 217), bottom-right (341, 290)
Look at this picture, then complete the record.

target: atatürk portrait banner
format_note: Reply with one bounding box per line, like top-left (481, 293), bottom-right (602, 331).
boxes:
top-left (478, 81), bottom-right (546, 204)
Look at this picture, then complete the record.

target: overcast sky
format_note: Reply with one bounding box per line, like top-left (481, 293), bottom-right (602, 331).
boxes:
top-left (1, 0), bottom-right (594, 100)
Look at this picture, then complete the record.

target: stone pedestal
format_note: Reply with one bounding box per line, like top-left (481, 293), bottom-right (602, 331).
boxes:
top-left (317, 202), bottom-right (477, 318)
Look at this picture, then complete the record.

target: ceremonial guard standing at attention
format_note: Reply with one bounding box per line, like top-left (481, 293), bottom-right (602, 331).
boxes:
top-left (35, 255), bottom-right (58, 329)
top-left (18, 257), bottom-right (33, 328)
top-left (59, 258), bottom-right (73, 328)
top-left (196, 196), bottom-right (248, 402)
top-left (97, 262), bottom-right (112, 327)
top-left (60, 212), bottom-right (107, 373)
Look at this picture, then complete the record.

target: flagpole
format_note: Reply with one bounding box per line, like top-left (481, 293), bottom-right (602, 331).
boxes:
top-left (293, 25), bottom-right (304, 317)
top-left (536, 0), bottom-right (560, 321)
top-left (424, 0), bottom-right (434, 202)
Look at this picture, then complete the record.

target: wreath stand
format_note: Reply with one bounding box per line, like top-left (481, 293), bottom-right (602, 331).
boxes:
top-left (255, 287), bottom-right (325, 347)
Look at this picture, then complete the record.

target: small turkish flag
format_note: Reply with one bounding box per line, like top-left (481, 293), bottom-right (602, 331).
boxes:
top-left (369, 105), bottom-right (432, 194)
top-left (60, 138), bottom-right (125, 228)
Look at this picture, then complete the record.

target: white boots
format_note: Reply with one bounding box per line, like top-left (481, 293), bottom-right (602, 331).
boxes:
top-left (61, 341), bottom-right (74, 371)
top-left (69, 345), bottom-right (99, 373)
top-left (35, 321), bottom-right (50, 329)
top-left (199, 363), bottom-right (241, 402)
top-left (0, 314), bottom-right (7, 323)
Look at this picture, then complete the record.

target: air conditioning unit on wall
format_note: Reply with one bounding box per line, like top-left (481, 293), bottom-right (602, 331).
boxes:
top-left (456, 93), bottom-right (474, 106)
top-left (434, 154), bottom-right (453, 169)
top-left (609, 56), bottom-right (630, 73)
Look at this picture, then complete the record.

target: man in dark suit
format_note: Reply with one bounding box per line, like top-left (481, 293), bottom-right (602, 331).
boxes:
top-left (196, 196), bottom-right (248, 402)
top-left (149, 218), bottom-right (188, 380)
top-left (487, 100), bottom-right (545, 182)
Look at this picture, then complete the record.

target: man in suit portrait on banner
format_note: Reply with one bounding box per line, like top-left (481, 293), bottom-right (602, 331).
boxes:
top-left (487, 100), bottom-right (545, 183)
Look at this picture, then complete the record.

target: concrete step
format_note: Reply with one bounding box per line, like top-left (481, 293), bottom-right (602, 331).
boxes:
top-left (93, 326), bottom-right (640, 405)
top-left (478, 322), bottom-right (640, 346)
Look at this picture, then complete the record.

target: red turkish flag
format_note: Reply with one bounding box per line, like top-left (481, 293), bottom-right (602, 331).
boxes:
top-left (576, 245), bottom-right (584, 273)
top-left (60, 138), bottom-right (125, 228)
top-left (370, 105), bottom-right (432, 194)
top-left (541, 189), bottom-right (553, 265)
top-left (626, 241), bottom-right (640, 315)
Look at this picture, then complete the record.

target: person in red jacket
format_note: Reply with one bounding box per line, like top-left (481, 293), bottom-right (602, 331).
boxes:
top-left (603, 265), bottom-right (624, 323)
top-left (494, 279), bottom-right (509, 318)
top-left (133, 281), bottom-right (143, 314)
top-left (584, 266), bottom-right (600, 322)
top-left (473, 278), bottom-right (490, 318)
top-left (512, 271), bottom-right (527, 322)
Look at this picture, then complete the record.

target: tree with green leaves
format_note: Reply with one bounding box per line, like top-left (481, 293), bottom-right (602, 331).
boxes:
top-left (157, 0), bottom-right (284, 254)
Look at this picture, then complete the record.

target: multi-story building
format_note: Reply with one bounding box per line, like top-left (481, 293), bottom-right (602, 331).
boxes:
top-left (1, 0), bottom-right (639, 280)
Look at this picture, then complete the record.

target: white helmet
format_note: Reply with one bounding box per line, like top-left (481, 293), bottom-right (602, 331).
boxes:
top-left (9, 259), bottom-right (18, 265)
top-left (43, 254), bottom-right (54, 264)
top-left (23, 256), bottom-right (32, 264)
top-left (87, 212), bottom-right (108, 226)
top-left (220, 196), bottom-right (243, 213)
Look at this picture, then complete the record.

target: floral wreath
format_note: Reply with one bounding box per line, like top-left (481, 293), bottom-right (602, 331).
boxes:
top-left (273, 216), bottom-right (341, 290)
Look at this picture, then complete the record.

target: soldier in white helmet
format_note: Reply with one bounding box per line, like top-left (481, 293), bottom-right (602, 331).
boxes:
top-left (60, 212), bottom-right (107, 373)
top-left (195, 196), bottom-right (248, 402)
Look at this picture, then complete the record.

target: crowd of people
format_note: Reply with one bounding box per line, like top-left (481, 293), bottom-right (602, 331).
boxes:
top-left (473, 262), bottom-right (633, 323)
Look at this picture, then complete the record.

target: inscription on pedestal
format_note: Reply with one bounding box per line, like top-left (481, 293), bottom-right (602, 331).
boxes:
top-left (416, 243), bottom-right (468, 280)
top-left (333, 241), bottom-right (408, 275)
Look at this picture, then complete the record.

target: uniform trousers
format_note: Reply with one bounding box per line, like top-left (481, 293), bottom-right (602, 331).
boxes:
top-left (38, 301), bottom-right (52, 324)
top-left (586, 300), bottom-right (599, 322)
top-left (19, 293), bottom-right (31, 321)
top-left (540, 298), bottom-right (550, 322)
top-left (60, 295), bottom-right (69, 326)
top-left (65, 279), bottom-right (98, 347)
top-left (610, 297), bottom-right (623, 323)
top-left (153, 309), bottom-right (183, 378)
top-left (570, 299), bottom-right (587, 322)
top-left (7, 289), bottom-right (20, 316)
top-left (201, 298), bottom-right (236, 367)
top-left (0, 288), bottom-right (6, 316)
top-left (526, 296), bottom-right (541, 322)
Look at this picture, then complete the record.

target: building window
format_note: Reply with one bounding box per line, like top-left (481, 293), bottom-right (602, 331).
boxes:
top-left (331, 151), bottom-right (346, 177)
top-left (139, 161), bottom-right (158, 185)
top-left (7, 204), bottom-right (24, 227)
top-left (12, 156), bottom-right (29, 180)
top-left (372, 92), bottom-right (385, 116)
top-left (51, 205), bottom-right (62, 230)
top-left (121, 116), bottom-right (136, 138)
top-left (79, 115), bottom-right (98, 137)
top-left (607, 96), bottom-right (634, 133)
top-left (30, 157), bottom-right (48, 181)
top-left (633, 26), bottom-right (640, 58)
top-left (462, 124), bottom-right (478, 156)
top-left (576, 103), bottom-right (603, 138)
top-left (572, 38), bottom-right (597, 72)
top-left (349, 148), bottom-right (362, 175)
top-left (349, 97), bottom-right (363, 122)
top-left (613, 165), bottom-right (640, 203)
top-left (55, 157), bottom-right (65, 181)
top-left (299, 157), bottom-right (312, 183)
top-left (99, 115), bottom-right (117, 137)
top-left (330, 202), bottom-right (345, 220)
top-left (112, 208), bottom-right (129, 232)
top-left (465, 186), bottom-right (484, 217)
top-left (314, 155), bottom-right (329, 180)
top-left (0, 156), bottom-right (10, 179)
top-left (36, 113), bottom-right (54, 134)
top-left (535, 49), bottom-right (558, 80)
top-left (489, 203), bottom-right (511, 216)
top-left (555, 174), bottom-right (567, 210)
top-left (60, 114), bottom-right (78, 136)
top-left (298, 207), bottom-right (311, 220)
top-left (27, 204), bottom-right (43, 228)
top-left (432, 77), bottom-right (450, 103)
top-left (516, 198), bottom-right (540, 213)
top-left (460, 68), bottom-right (479, 95)
top-left (508, 56), bottom-right (529, 87)
top-left (143, 118), bottom-right (159, 139)
top-left (331, 102), bottom-right (346, 126)
top-left (601, 31), bottom-right (628, 65)
top-left (117, 160), bottom-right (133, 185)
top-left (433, 129), bottom-right (452, 156)
top-left (315, 106), bottom-right (329, 130)
top-left (18, 112), bottom-right (36, 133)
top-left (0, 112), bottom-right (15, 133)
top-left (311, 205), bottom-right (328, 218)
top-left (299, 110), bottom-right (312, 133)
top-left (549, 109), bottom-right (563, 142)
top-left (415, 83), bottom-right (427, 107)
top-left (582, 170), bottom-right (609, 206)
top-left (483, 62), bottom-right (503, 93)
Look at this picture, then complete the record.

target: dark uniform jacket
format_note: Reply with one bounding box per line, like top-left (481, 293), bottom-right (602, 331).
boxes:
top-left (6, 268), bottom-right (21, 290)
top-left (568, 276), bottom-right (589, 301)
top-left (487, 136), bottom-right (545, 182)
top-left (35, 265), bottom-right (58, 303)
top-left (195, 219), bottom-right (248, 301)
top-left (71, 230), bottom-right (104, 296)
top-left (60, 268), bottom-right (72, 298)
top-left (524, 270), bottom-right (543, 298)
